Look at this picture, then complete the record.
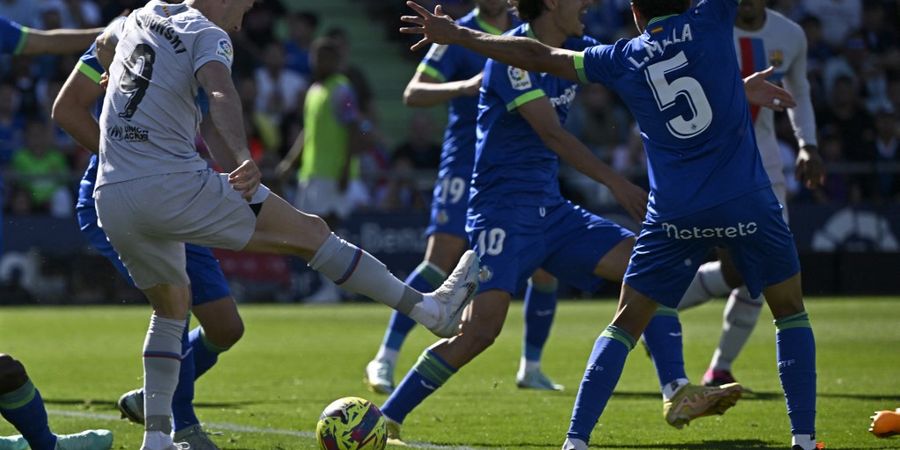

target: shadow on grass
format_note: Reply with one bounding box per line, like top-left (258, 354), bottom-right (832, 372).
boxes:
top-left (43, 398), bottom-right (270, 409)
top-left (613, 390), bottom-right (899, 402)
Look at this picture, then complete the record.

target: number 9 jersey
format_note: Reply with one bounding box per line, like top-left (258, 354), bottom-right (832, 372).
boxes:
top-left (574, 0), bottom-right (771, 222)
top-left (97, 0), bottom-right (233, 189)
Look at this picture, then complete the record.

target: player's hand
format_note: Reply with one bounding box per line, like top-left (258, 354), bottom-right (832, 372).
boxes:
top-left (461, 72), bottom-right (483, 96)
top-left (743, 66), bottom-right (796, 112)
top-left (100, 72), bottom-right (109, 90)
top-left (229, 159), bottom-right (261, 201)
top-left (609, 178), bottom-right (648, 222)
top-left (400, 1), bottom-right (463, 51)
top-left (795, 145), bottom-right (826, 189)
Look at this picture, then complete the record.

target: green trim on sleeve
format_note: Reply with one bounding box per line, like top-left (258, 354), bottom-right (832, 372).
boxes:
top-left (646, 14), bottom-right (678, 27)
top-left (416, 63), bottom-right (447, 82)
top-left (505, 89), bottom-right (545, 111)
top-left (573, 52), bottom-right (589, 84)
top-left (12, 27), bottom-right (30, 55)
top-left (76, 60), bottom-right (103, 85)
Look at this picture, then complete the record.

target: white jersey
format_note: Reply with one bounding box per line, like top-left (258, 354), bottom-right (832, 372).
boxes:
top-left (97, 0), bottom-right (233, 188)
top-left (734, 9), bottom-right (817, 187)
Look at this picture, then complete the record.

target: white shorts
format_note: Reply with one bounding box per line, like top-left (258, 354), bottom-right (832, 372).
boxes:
top-left (294, 177), bottom-right (369, 220)
top-left (95, 169), bottom-right (270, 289)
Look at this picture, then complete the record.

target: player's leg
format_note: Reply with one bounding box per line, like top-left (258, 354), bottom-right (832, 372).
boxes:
top-left (381, 290), bottom-right (512, 439)
top-left (725, 187), bottom-right (816, 449)
top-left (367, 233), bottom-right (466, 394)
top-left (703, 251), bottom-right (764, 386)
top-left (517, 268), bottom-right (561, 390)
top-left (0, 354), bottom-right (112, 450)
top-left (676, 257), bottom-right (739, 309)
top-left (245, 193), bottom-right (477, 337)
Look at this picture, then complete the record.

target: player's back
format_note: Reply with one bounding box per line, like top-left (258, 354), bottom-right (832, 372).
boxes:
top-left (577, 0), bottom-right (770, 221)
top-left (98, 0), bottom-right (232, 188)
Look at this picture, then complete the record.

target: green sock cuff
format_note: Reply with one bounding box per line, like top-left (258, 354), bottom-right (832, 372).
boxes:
top-left (416, 262), bottom-right (447, 290)
top-left (0, 380), bottom-right (35, 410)
top-left (601, 325), bottom-right (637, 351)
top-left (528, 278), bottom-right (558, 293)
top-left (774, 312), bottom-right (811, 330)
top-left (413, 350), bottom-right (457, 386)
top-left (654, 306), bottom-right (679, 318)
top-left (200, 329), bottom-right (230, 353)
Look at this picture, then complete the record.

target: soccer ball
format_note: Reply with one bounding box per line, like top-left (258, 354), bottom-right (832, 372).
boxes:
top-left (316, 397), bottom-right (387, 450)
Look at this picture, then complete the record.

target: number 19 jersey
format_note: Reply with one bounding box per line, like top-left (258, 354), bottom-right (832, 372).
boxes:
top-left (97, 0), bottom-right (233, 188)
top-left (574, 0), bottom-right (770, 221)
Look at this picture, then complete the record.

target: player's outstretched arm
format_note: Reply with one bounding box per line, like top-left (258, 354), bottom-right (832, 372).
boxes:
top-left (518, 97), bottom-right (648, 221)
top-left (400, 2), bottom-right (579, 82)
top-left (196, 61), bottom-right (259, 200)
top-left (52, 61), bottom-right (105, 153)
top-left (21, 27), bottom-right (105, 56)
top-left (404, 71), bottom-right (482, 107)
top-left (744, 67), bottom-right (796, 112)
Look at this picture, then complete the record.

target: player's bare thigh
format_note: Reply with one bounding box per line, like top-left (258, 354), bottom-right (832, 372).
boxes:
top-left (243, 193), bottom-right (331, 260)
top-left (423, 233), bottom-right (468, 274)
top-left (593, 237), bottom-right (636, 281)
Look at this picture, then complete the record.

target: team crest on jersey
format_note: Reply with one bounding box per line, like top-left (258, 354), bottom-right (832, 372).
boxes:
top-left (769, 49), bottom-right (784, 68)
top-left (436, 209), bottom-right (449, 225)
top-left (217, 39), bottom-right (233, 64)
top-left (479, 265), bottom-right (493, 283)
top-left (508, 67), bottom-right (532, 90)
top-left (427, 44), bottom-right (448, 62)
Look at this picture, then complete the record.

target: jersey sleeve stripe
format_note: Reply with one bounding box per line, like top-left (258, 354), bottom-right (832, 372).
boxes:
top-left (505, 89), bottom-right (546, 111)
top-left (573, 52), bottom-right (589, 84)
top-left (12, 27), bottom-right (29, 55)
top-left (416, 63), bottom-right (447, 82)
top-left (76, 60), bottom-right (102, 84)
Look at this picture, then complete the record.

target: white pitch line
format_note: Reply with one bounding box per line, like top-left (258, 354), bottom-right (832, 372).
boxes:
top-left (48, 409), bottom-right (477, 450)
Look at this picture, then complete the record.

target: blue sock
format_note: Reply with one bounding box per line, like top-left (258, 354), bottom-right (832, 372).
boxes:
top-left (173, 321), bottom-right (198, 432)
top-left (522, 278), bottom-right (558, 363)
top-left (0, 380), bottom-right (57, 450)
top-left (381, 349), bottom-right (457, 424)
top-left (642, 307), bottom-right (687, 389)
top-left (775, 312), bottom-right (816, 436)
top-left (189, 327), bottom-right (228, 379)
top-left (567, 325), bottom-right (635, 445)
top-left (379, 262), bottom-right (446, 355)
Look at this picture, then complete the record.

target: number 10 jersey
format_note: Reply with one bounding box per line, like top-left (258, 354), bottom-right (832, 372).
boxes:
top-left (97, 0), bottom-right (233, 188)
top-left (574, 0), bottom-right (771, 222)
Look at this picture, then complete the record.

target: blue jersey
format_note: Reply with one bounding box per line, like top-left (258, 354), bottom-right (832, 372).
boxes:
top-left (574, 0), bottom-right (770, 221)
top-left (471, 24), bottom-right (598, 208)
top-left (74, 43), bottom-right (105, 211)
top-left (418, 9), bottom-right (518, 179)
top-left (0, 16), bottom-right (27, 55)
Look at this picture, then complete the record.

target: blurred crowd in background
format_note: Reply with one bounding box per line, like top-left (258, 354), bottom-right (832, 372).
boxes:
top-left (1, 0), bottom-right (898, 224)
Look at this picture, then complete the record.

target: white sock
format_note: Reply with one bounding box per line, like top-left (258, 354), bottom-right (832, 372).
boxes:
top-left (407, 295), bottom-right (440, 330)
top-left (142, 314), bottom-right (184, 434)
top-left (141, 430), bottom-right (173, 450)
top-left (792, 434), bottom-right (816, 449)
top-left (375, 348), bottom-right (399, 365)
top-left (518, 357), bottom-right (540, 376)
top-left (562, 437), bottom-right (588, 450)
top-left (678, 261), bottom-right (731, 310)
top-left (710, 286), bottom-right (764, 372)
top-left (661, 378), bottom-right (690, 401)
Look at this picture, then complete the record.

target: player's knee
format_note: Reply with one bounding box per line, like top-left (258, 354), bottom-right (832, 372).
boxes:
top-left (304, 214), bottom-right (332, 246)
top-left (0, 354), bottom-right (28, 393)
top-left (463, 324), bottom-right (502, 354)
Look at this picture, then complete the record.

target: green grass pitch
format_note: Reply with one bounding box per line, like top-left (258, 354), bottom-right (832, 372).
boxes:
top-left (1, 297), bottom-right (897, 449)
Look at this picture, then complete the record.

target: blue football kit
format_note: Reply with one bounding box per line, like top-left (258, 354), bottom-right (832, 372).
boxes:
top-left (468, 23), bottom-right (632, 295)
top-left (573, 0), bottom-right (799, 308)
top-left (75, 44), bottom-right (230, 305)
top-left (565, 0), bottom-right (814, 445)
top-left (419, 9), bottom-right (517, 238)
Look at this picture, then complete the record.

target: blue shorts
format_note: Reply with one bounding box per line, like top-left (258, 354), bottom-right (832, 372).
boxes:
top-left (424, 173), bottom-right (470, 239)
top-left (76, 206), bottom-right (230, 305)
top-left (625, 187), bottom-right (800, 309)
top-left (467, 201), bottom-right (633, 295)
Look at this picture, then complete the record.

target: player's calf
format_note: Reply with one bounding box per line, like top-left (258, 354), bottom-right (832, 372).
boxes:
top-left (0, 355), bottom-right (27, 394)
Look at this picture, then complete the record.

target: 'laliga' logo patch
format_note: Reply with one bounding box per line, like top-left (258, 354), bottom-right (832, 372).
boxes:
top-left (508, 66), bottom-right (532, 91)
top-left (769, 49), bottom-right (784, 68)
top-left (217, 38), bottom-right (233, 64)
